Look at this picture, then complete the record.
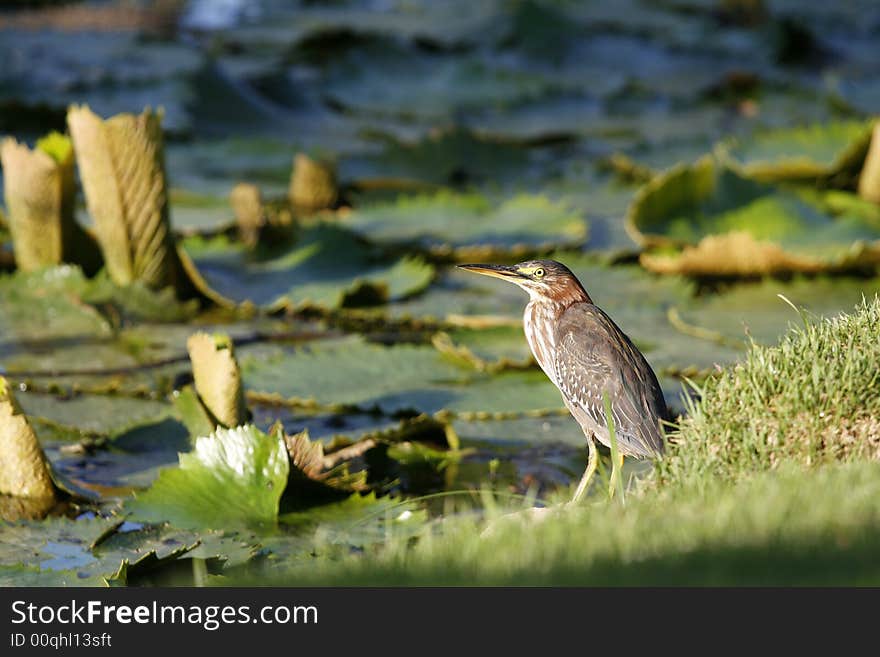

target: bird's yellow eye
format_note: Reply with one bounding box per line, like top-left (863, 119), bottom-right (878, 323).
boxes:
top-left (534, 268), bottom-right (545, 278)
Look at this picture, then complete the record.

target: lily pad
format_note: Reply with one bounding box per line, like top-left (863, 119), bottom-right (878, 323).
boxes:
top-left (718, 120), bottom-right (875, 183)
top-left (128, 424), bottom-right (289, 529)
top-left (0, 515), bottom-right (257, 586)
top-left (345, 191), bottom-right (587, 257)
top-left (0, 31), bottom-right (202, 134)
top-left (242, 336), bottom-right (468, 414)
top-left (319, 39), bottom-right (550, 122)
top-left (672, 276), bottom-right (880, 346)
top-left (241, 335), bottom-right (568, 416)
top-left (627, 157), bottom-right (880, 276)
top-left (341, 128), bottom-right (532, 187)
top-left (17, 391), bottom-right (174, 441)
top-left (181, 224), bottom-right (434, 310)
top-left (0, 265), bottom-right (206, 381)
top-left (432, 325), bottom-right (534, 372)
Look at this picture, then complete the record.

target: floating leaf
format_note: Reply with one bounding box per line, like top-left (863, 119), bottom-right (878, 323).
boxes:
top-left (432, 325), bottom-right (533, 372)
top-left (242, 336), bottom-right (467, 414)
top-left (343, 128), bottom-right (531, 187)
top-left (627, 157), bottom-right (880, 276)
top-left (319, 39), bottom-right (550, 122)
top-left (719, 120), bottom-right (874, 183)
top-left (128, 424), bottom-right (289, 529)
top-left (0, 266), bottom-right (197, 378)
top-left (345, 191), bottom-right (587, 257)
top-left (671, 276), bottom-right (880, 346)
top-left (17, 391), bottom-right (174, 442)
top-left (241, 336), bottom-right (566, 416)
top-left (0, 515), bottom-right (252, 586)
top-left (181, 224), bottom-right (434, 310)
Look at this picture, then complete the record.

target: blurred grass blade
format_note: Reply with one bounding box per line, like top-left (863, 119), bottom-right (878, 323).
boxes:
top-left (603, 389), bottom-right (625, 504)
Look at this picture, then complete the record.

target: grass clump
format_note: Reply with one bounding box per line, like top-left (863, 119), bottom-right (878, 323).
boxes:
top-left (234, 461), bottom-right (880, 586)
top-left (656, 295), bottom-right (880, 491)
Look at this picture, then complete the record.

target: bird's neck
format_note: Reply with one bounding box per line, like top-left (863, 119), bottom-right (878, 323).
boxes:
top-left (524, 284), bottom-right (592, 380)
top-left (527, 280), bottom-right (592, 308)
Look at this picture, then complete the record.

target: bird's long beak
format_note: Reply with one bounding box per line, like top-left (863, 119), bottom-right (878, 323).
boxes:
top-left (457, 264), bottom-right (521, 281)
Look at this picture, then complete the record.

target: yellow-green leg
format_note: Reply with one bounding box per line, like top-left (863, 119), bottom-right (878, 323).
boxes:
top-left (570, 434), bottom-right (598, 503)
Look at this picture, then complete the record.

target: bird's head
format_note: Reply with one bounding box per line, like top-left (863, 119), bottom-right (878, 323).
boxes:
top-left (458, 259), bottom-right (591, 305)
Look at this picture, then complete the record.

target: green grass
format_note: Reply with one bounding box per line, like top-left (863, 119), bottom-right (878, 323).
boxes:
top-left (656, 294), bottom-right (880, 492)
top-left (229, 296), bottom-right (880, 586)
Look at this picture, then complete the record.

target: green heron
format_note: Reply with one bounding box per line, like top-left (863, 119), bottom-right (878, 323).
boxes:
top-left (458, 259), bottom-right (667, 502)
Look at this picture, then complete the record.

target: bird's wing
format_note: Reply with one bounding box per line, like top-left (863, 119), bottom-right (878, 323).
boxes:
top-left (552, 303), bottom-right (667, 458)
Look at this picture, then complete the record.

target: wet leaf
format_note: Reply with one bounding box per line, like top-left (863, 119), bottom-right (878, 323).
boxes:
top-left (627, 157), bottom-right (880, 276)
top-left (128, 424), bottom-right (289, 529)
top-left (345, 191), bottom-right (587, 257)
top-left (672, 276), bottom-right (880, 346)
top-left (342, 128), bottom-right (531, 187)
top-left (241, 335), bottom-right (568, 416)
top-left (719, 120), bottom-right (875, 183)
top-left (17, 391), bottom-right (174, 442)
top-left (0, 515), bottom-right (255, 586)
top-left (432, 325), bottom-right (533, 372)
top-left (182, 224), bottom-right (434, 310)
top-left (319, 39), bottom-right (550, 122)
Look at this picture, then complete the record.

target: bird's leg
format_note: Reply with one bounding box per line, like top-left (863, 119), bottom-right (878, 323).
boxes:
top-left (570, 435), bottom-right (598, 504)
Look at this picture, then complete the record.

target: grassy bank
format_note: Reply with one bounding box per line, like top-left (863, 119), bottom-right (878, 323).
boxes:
top-left (233, 296), bottom-right (880, 586)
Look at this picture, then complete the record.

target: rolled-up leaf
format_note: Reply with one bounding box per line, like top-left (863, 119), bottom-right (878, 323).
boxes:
top-left (186, 332), bottom-right (248, 429)
top-left (0, 377), bottom-right (57, 500)
top-left (230, 182), bottom-right (265, 247)
top-left (0, 133), bottom-right (101, 273)
top-left (67, 105), bottom-right (189, 292)
top-left (858, 123), bottom-right (880, 204)
top-left (288, 153), bottom-right (338, 213)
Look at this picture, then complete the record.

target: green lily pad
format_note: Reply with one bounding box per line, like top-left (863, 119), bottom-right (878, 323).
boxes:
top-left (242, 336), bottom-right (468, 414)
top-left (718, 120), bottom-right (875, 183)
top-left (432, 325), bottom-right (534, 372)
top-left (0, 266), bottom-right (203, 379)
top-left (345, 191), bottom-right (587, 257)
top-left (0, 514), bottom-right (258, 586)
top-left (168, 188), bottom-right (235, 234)
top-left (181, 224), bottom-right (434, 310)
top-left (626, 157), bottom-right (880, 276)
top-left (128, 424), bottom-right (289, 529)
top-left (0, 31), bottom-right (202, 134)
top-left (673, 276), bottom-right (880, 346)
top-left (342, 128), bottom-right (532, 187)
top-left (320, 40), bottom-right (550, 122)
top-left (17, 391), bottom-right (174, 441)
top-left (241, 336), bottom-right (566, 416)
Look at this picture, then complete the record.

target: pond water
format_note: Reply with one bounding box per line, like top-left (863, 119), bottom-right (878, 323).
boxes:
top-left (1, 0), bottom-right (878, 584)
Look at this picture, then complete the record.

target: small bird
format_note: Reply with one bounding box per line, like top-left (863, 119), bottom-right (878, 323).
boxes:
top-left (458, 259), bottom-right (667, 501)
